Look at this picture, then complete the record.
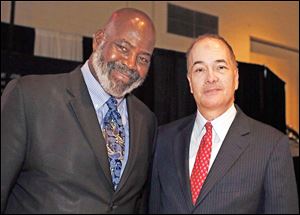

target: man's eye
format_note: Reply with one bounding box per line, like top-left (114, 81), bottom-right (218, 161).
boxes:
top-left (139, 57), bottom-right (149, 64)
top-left (117, 44), bottom-right (128, 53)
top-left (195, 68), bottom-right (204, 73)
top-left (218, 65), bottom-right (227, 70)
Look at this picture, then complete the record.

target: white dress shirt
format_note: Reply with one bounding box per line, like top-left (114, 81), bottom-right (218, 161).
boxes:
top-left (189, 104), bottom-right (237, 176)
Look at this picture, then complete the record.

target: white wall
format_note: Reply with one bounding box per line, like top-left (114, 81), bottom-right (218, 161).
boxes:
top-left (1, 1), bottom-right (299, 132)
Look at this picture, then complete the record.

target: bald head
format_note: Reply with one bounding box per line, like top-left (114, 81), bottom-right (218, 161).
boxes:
top-left (103, 8), bottom-right (156, 47)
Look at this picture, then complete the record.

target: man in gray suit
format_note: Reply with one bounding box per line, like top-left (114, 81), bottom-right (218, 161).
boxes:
top-left (1, 8), bottom-right (157, 213)
top-left (149, 34), bottom-right (298, 214)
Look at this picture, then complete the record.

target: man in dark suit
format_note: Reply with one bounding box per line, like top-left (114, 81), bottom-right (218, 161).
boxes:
top-left (1, 8), bottom-right (157, 213)
top-left (149, 34), bottom-right (299, 214)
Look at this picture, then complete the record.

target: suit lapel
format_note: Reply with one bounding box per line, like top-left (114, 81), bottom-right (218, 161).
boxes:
top-left (173, 115), bottom-right (196, 211)
top-left (196, 107), bottom-right (250, 205)
top-left (114, 95), bottom-right (143, 194)
top-left (65, 68), bottom-right (113, 188)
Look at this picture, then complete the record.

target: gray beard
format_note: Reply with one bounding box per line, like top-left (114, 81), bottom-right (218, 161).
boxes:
top-left (91, 44), bottom-right (146, 98)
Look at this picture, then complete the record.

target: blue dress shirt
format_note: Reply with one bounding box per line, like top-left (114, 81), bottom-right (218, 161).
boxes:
top-left (81, 61), bottom-right (129, 178)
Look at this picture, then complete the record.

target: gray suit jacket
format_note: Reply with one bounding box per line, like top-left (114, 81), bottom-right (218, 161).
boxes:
top-left (1, 67), bottom-right (157, 213)
top-left (149, 107), bottom-right (298, 214)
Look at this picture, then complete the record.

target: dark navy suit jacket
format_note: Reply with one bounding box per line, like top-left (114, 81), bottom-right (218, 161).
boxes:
top-left (149, 107), bottom-right (298, 214)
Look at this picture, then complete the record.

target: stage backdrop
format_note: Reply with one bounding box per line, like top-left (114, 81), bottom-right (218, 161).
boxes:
top-left (1, 22), bottom-right (286, 132)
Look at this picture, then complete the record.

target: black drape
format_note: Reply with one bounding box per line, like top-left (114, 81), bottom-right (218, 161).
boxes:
top-left (133, 49), bottom-right (196, 126)
top-left (1, 51), bottom-right (80, 94)
top-left (0, 21), bottom-right (286, 132)
top-left (263, 67), bottom-right (286, 133)
top-left (1, 48), bottom-right (286, 133)
top-left (236, 62), bottom-right (286, 133)
top-left (83, 36), bottom-right (93, 62)
top-left (134, 49), bottom-right (286, 134)
top-left (1, 22), bottom-right (34, 55)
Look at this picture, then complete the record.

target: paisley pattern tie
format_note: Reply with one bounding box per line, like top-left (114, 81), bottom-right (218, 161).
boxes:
top-left (103, 97), bottom-right (125, 190)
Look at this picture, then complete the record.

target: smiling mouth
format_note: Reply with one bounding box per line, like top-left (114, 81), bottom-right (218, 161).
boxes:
top-left (113, 70), bottom-right (130, 82)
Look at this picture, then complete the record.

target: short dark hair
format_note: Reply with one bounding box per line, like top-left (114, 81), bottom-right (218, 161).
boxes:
top-left (186, 34), bottom-right (238, 70)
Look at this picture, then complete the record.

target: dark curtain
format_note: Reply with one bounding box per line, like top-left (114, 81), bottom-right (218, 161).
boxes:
top-left (83, 36), bottom-right (93, 62)
top-left (263, 67), bottom-right (286, 133)
top-left (236, 62), bottom-right (286, 133)
top-left (1, 21), bottom-right (286, 131)
top-left (134, 49), bottom-right (286, 133)
top-left (1, 22), bottom-right (34, 55)
top-left (1, 48), bottom-right (286, 134)
top-left (133, 49), bottom-right (196, 126)
top-left (1, 51), bottom-right (80, 94)
top-left (1, 51), bottom-right (80, 76)
top-left (235, 62), bottom-right (265, 123)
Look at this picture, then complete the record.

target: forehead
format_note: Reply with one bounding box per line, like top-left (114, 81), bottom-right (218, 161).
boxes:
top-left (191, 39), bottom-right (230, 58)
top-left (106, 17), bottom-right (155, 52)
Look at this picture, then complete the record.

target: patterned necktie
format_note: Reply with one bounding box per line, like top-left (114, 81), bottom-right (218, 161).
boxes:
top-left (190, 122), bottom-right (213, 205)
top-left (103, 97), bottom-right (125, 190)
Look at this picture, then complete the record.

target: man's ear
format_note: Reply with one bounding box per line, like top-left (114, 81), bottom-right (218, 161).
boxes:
top-left (234, 68), bottom-right (239, 90)
top-left (187, 73), bottom-right (194, 94)
top-left (92, 29), bottom-right (105, 51)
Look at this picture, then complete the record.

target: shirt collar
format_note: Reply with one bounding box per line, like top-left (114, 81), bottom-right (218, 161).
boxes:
top-left (196, 104), bottom-right (237, 140)
top-left (81, 61), bottom-right (125, 108)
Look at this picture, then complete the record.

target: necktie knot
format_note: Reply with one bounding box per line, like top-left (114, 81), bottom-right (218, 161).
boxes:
top-left (205, 122), bottom-right (212, 133)
top-left (106, 97), bottom-right (118, 111)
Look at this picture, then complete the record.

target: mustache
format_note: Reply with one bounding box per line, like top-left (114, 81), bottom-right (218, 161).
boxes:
top-left (107, 61), bottom-right (140, 82)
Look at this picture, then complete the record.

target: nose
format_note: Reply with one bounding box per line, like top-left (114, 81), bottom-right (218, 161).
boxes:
top-left (206, 69), bottom-right (218, 83)
top-left (124, 54), bottom-right (137, 70)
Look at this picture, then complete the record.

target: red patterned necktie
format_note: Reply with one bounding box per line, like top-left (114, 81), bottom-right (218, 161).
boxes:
top-left (190, 122), bottom-right (213, 205)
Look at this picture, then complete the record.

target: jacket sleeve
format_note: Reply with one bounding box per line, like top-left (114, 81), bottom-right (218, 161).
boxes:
top-left (264, 134), bottom-right (299, 213)
top-left (1, 79), bottom-right (27, 213)
top-left (148, 125), bottom-right (161, 214)
top-left (137, 114), bottom-right (158, 214)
